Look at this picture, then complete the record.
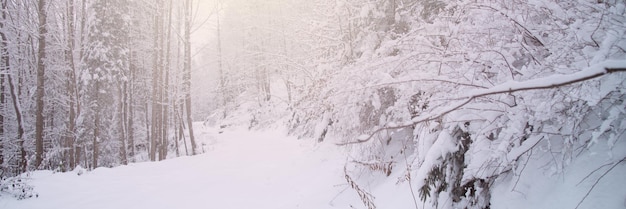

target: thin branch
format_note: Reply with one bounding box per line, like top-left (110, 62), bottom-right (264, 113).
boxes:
top-left (591, 13), bottom-right (604, 48)
top-left (463, 68), bottom-right (623, 100)
top-left (575, 157), bottom-right (626, 209)
top-left (367, 78), bottom-right (488, 89)
top-left (576, 162), bottom-right (613, 186)
top-left (472, 5), bottom-right (540, 45)
top-left (401, 142), bottom-right (419, 209)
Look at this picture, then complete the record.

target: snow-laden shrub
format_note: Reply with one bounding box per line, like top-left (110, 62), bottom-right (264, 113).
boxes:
top-left (0, 175), bottom-right (37, 200)
top-left (311, 0), bottom-right (626, 209)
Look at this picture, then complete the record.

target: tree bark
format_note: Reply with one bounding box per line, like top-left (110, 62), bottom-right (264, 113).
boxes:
top-left (92, 94), bottom-right (99, 169)
top-left (179, 104), bottom-right (188, 156)
top-left (150, 1), bottom-right (162, 161)
top-left (127, 51), bottom-right (135, 162)
top-left (0, 0), bottom-right (8, 169)
top-left (7, 75), bottom-right (25, 173)
top-left (184, 0), bottom-right (197, 155)
top-left (65, 0), bottom-right (78, 170)
top-left (118, 85), bottom-right (128, 165)
top-left (160, 0), bottom-right (173, 161)
top-left (34, 0), bottom-right (47, 169)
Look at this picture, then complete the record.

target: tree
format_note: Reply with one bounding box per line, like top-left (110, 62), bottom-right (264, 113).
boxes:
top-left (63, 0), bottom-right (80, 171)
top-left (34, 0), bottom-right (47, 169)
top-left (183, 0), bottom-right (197, 155)
top-left (0, 0), bottom-right (8, 171)
top-left (83, 0), bottom-right (130, 168)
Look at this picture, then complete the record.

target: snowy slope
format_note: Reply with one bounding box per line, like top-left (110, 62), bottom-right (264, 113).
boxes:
top-left (0, 126), bottom-right (355, 209)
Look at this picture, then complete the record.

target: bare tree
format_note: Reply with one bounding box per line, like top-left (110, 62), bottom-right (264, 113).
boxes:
top-left (0, 0), bottom-right (7, 170)
top-left (34, 0), bottom-right (47, 169)
top-left (183, 0), bottom-right (197, 155)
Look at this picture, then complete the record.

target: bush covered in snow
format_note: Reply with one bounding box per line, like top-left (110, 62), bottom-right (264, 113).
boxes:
top-left (211, 0), bottom-right (626, 208)
top-left (0, 175), bottom-right (37, 200)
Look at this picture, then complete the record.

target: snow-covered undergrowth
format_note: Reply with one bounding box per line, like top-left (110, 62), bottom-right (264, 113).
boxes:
top-left (209, 1), bottom-right (626, 209)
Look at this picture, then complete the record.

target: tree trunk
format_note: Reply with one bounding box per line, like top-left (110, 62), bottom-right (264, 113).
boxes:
top-left (145, 102), bottom-right (150, 159)
top-left (184, 0), bottom-right (197, 155)
top-left (173, 110), bottom-right (180, 157)
top-left (179, 104), bottom-right (188, 156)
top-left (118, 85), bottom-right (128, 165)
top-left (160, 0), bottom-right (173, 161)
top-left (34, 0), bottom-right (47, 169)
top-left (75, 0), bottom-right (86, 169)
top-left (92, 83), bottom-right (99, 169)
top-left (127, 31), bottom-right (135, 162)
top-left (127, 71), bottom-right (134, 162)
top-left (65, 0), bottom-right (78, 171)
top-left (0, 0), bottom-right (8, 169)
top-left (7, 75), bottom-right (26, 173)
top-left (150, 2), bottom-right (162, 161)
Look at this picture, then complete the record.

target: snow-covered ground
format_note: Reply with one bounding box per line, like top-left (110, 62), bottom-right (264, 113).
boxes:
top-left (0, 126), bottom-right (352, 209)
top-left (2, 124), bottom-right (625, 209)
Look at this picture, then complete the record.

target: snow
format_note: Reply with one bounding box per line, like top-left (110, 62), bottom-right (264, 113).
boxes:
top-left (0, 126), bottom-right (350, 209)
top-left (412, 129), bottom-right (459, 191)
top-left (2, 111), bottom-right (625, 209)
top-left (491, 131), bottom-right (626, 209)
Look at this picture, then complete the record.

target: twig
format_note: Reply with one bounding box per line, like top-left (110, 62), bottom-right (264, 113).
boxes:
top-left (591, 13), bottom-right (604, 48)
top-left (400, 141), bottom-right (419, 209)
top-left (576, 162), bottom-right (612, 186)
top-left (512, 149), bottom-right (532, 192)
top-left (575, 157), bottom-right (626, 209)
top-left (472, 5), bottom-right (541, 45)
top-left (344, 165), bottom-right (377, 209)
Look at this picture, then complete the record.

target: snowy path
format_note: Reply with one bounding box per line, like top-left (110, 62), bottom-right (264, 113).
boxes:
top-left (1, 126), bottom-right (348, 209)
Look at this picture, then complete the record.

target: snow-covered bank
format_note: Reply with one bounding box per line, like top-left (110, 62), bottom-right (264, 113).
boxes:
top-left (0, 126), bottom-right (352, 209)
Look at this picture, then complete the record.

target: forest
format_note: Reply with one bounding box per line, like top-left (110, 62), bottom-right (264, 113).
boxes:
top-left (1, 0), bottom-right (626, 209)
top-left (0, 0), bottom-right (203, 176)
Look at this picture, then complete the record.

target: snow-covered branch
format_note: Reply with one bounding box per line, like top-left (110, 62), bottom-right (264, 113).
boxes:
top-left (338, 60), bottom-right (626, 145)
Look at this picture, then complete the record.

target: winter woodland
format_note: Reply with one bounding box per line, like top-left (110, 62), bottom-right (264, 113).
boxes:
top-left (1, 0), bottom-right (625, 209)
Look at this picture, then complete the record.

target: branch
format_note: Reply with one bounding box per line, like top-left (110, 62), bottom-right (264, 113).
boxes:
top-left (337, 61), bottom-right (626, 145)
top-left (575, 157), bottom-right (626, 209)
top-left (463, 66), bottom-right (626, 99)
top-left (366, 78), bottom-right (487, 90)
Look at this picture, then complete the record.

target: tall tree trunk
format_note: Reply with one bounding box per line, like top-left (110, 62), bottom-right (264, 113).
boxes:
top-left (145, 102), bottom-right (150, 159)
top-left (126, 19), bottom-right (135, 162)
top-left (175, 3), bottom-right (183, 157)
top-left (0, 0), bottom-right (8, 169)
top-left (7, 75), bottom-right (26, 173)
top-left (184, 0), bottom-right (197, 155)
top-left (75, 0), bottom-right (86, 168)
top-left (174, 114), bottom-right (180, 157)
top-left (160, 0), bottom-right (173, 161)
top-left (34, 0), bottom-right (48, 169)
top-left (118, 85), bottom-right (128, 165)
top-left (92, 98), bottom-right (99, 169)
top-left (179, 104), bottom-right (188, 156)
top-left (65, 0), bottom-right (78, 171)
top-left (150, 2), bottom-right (163, 161)
top-left (127, 52), bottom-right (135, 162)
